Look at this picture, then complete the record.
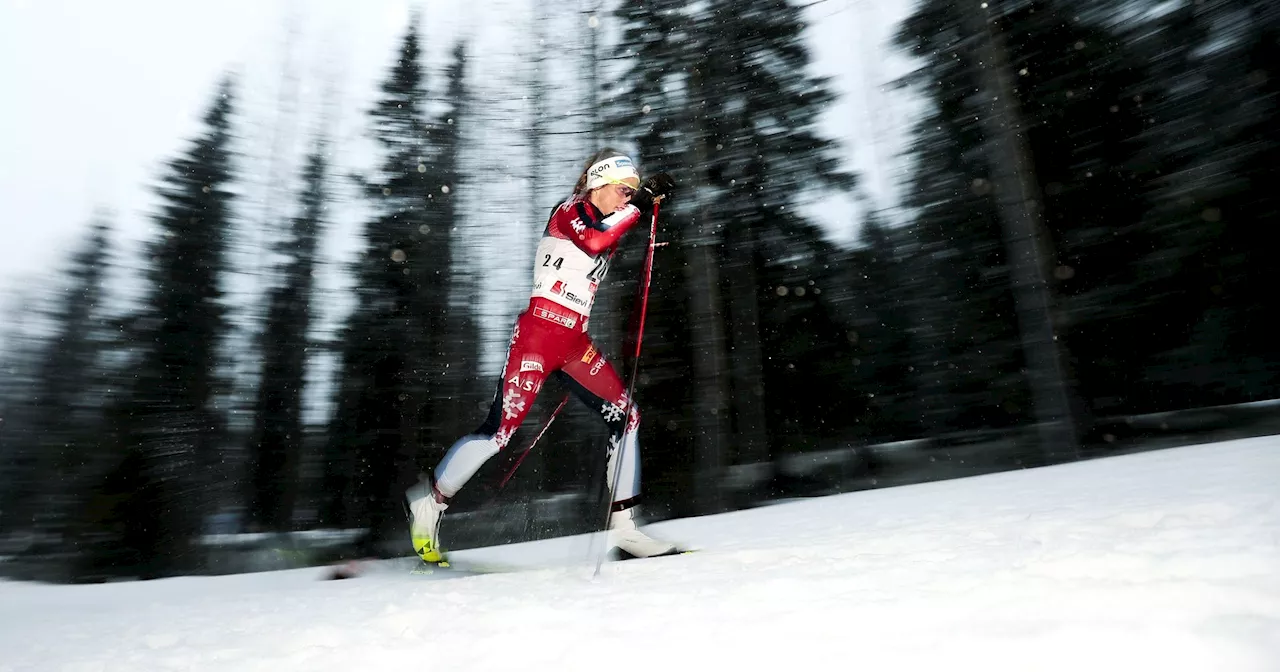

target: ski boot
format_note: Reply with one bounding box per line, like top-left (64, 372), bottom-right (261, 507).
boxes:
top-left (609, 505), bottom-right (682, 560)
top-left (405, 476), bottom-right (449, 564)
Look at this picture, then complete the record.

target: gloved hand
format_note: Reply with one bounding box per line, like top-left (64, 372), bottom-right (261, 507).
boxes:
top-left (630, 172), bottom-right (676, 210)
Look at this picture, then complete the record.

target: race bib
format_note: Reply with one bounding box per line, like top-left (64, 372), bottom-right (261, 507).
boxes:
top-left (530, 236), bottom-right (610, 316)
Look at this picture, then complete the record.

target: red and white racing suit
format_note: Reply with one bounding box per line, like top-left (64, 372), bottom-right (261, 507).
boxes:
top-left (434, 197), bottom-right (646, 510)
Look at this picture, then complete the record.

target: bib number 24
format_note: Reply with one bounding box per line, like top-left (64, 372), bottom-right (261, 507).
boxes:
top-left (543, 254), bottom-right (609, 284)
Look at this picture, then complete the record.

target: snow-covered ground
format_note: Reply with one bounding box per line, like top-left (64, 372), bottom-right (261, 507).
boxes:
top-left (3, 437), bottom-right (1278, 672)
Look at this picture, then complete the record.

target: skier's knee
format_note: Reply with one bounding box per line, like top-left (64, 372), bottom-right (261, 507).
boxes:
top-left (601, 396), bottom-right (640, 434)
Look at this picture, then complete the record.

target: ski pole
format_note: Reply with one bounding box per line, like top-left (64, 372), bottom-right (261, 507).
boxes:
top-left (629, 201), bottom-right (661, 367)
top-left (595, 199), bottom-right (662, 577)
top-left (497, 393), bottom-right (570, 490)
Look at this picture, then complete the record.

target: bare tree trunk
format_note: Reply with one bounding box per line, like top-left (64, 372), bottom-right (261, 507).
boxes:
top-left (582, 0), bottom-right (601, 150)
top-left (686, 66), bottom-right (730, 515)
top-left (961, 2), bottom-right (1080, 462)
top-left (723, 223), bottom-right (770, 486)
top-left (522, 0), bottom-right (550, 496)
top-left (685, 242), bottom-right (731, 515)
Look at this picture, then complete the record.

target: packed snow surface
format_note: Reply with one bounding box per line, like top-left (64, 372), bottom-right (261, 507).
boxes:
top-left (3, 438), bottom-right (1278, 671)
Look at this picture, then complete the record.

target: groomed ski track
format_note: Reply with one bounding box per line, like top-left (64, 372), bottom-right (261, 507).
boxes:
top-left (2, 437), bottom-right (1277, 671)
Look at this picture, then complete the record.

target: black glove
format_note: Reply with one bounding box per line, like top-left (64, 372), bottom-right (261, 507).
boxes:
top-left (630, 172), bottom-right (676, 210)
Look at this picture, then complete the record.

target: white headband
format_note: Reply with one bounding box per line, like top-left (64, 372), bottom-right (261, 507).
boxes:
top-left (586, 155), bottom-right (640, 191)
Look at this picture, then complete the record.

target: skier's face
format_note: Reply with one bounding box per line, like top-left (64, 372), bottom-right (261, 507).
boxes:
top-left (591, 182), bottom-right (637, 213)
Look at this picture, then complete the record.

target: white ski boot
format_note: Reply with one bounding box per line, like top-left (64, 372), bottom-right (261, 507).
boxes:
top-left (609, 506), bottom-right (680, 559)
top-left (405, 477), bottom-right (448, 564)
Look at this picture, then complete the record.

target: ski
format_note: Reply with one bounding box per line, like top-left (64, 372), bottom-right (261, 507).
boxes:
top-left (404, 548), bottom-right (698, 579)
top-left (612, 548), bottom-right (696, 561)
top-left (320, 556), bottom-right (519, 581)
top-left (408, 557), bottom-right (524, 577)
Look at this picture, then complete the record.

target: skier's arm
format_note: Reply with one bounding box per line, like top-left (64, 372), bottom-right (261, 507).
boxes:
top-left (563, 204), bottom-right (643, 256)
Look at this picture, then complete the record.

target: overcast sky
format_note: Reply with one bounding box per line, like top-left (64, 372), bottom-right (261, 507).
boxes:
top-left (0, 0), bottom-right (922, 399)
top-left (1, 1), bottom-right (447, 291)
top-left (0, 0), bottom-right (920, 284)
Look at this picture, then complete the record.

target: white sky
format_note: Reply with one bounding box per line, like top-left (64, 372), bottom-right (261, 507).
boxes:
top-left (0, 0), bottom-right (923, 399)
top-left (0, 0), bottom-right (921, 288)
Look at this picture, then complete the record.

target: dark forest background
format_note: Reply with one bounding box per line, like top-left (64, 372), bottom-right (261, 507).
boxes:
top-left (3, 0), bottom-right (1279, 581)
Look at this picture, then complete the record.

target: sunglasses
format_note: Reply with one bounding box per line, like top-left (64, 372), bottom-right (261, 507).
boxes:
top-left (614, 183), bottom-right (637, 199)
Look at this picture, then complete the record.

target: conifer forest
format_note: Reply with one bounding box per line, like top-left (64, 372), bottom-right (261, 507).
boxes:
top-left (2, 0), bottom-right (1278, 581)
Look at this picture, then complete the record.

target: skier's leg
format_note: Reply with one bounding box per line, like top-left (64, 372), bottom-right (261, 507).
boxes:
top-left (561, 343), bottom-right (678, 558)
top-left (559, 345), bottom-right (639, 504)
top-left (436, 321), bottom-right (552, 498)
top-left (408, 318), bottom-right (555, 562)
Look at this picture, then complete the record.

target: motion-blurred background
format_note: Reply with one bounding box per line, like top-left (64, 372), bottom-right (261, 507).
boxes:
top-left (2, 0), bottom-right (1277, 582)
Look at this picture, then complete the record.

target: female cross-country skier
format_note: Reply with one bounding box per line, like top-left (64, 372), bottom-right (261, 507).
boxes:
top-left (405, 149), bottom-right (678, 564)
